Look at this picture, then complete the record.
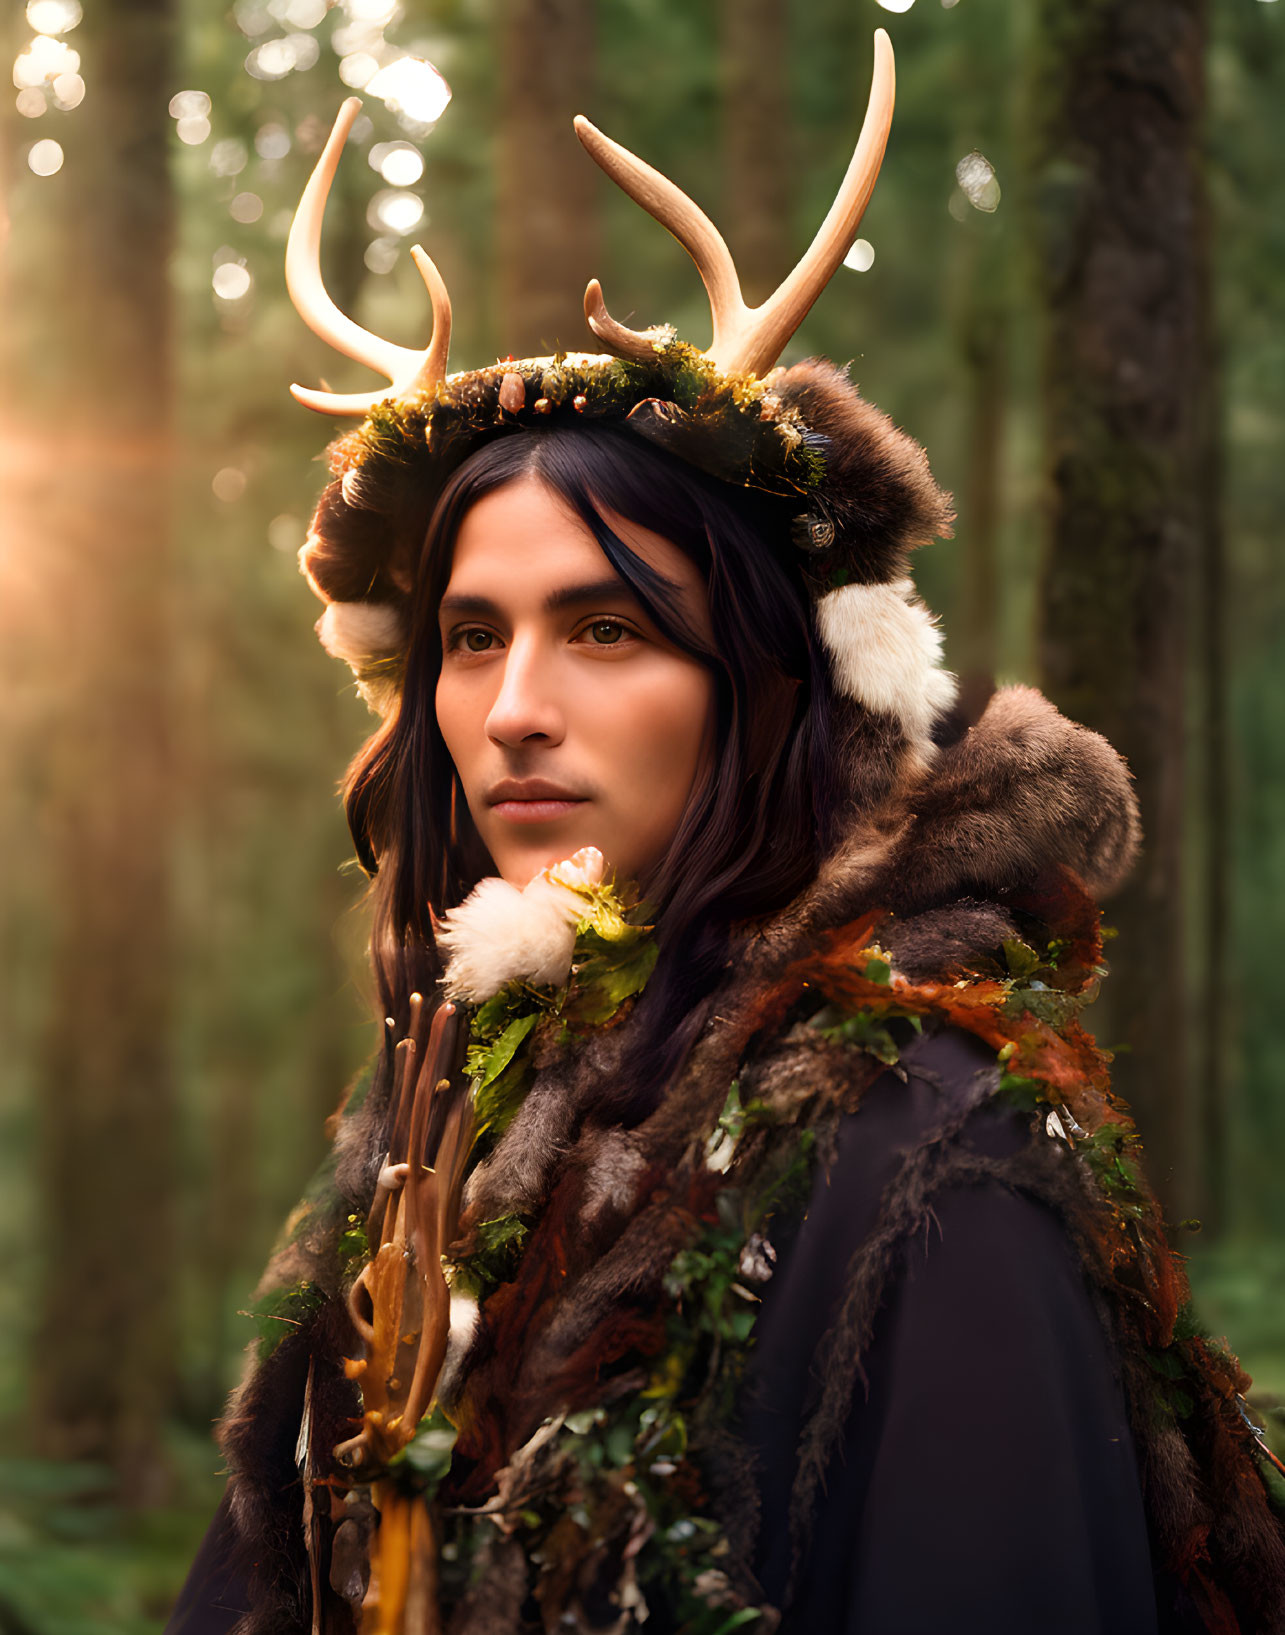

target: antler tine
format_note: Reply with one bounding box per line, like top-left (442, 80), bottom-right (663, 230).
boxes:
top-left (735, 28), bottom-right (895, 378)
top-left (574, 29), bottom-right (895, 381)
top-left (286, 97), bottom-right (452, 416)
top-left (582, 278), bottom-right (671, 365)
top-left (408, 245), bottom-right (452, 393)
top-left (574, 115), bottom-right (748, 364)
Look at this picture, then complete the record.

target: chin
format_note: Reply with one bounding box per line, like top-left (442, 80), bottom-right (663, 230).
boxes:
top-left (493, 833), bottom-right (609, 888)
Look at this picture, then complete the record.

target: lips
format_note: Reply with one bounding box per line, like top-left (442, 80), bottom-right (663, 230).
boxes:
top-left (488, 778), bottom-right (586, 804)
top-left (487, 777), bottom-right (589, 824)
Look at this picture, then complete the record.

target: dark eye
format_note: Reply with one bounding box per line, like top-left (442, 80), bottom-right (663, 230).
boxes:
top-left (588, 620), bottom-right (624, 645)
top-left (463, 629), bottom-right (496, 653)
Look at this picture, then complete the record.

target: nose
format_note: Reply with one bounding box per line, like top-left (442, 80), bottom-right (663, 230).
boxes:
top-left (484, 633), bottom-right (566, 748)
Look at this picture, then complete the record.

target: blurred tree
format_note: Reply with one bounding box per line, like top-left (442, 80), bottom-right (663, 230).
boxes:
top-left (1196, 267), bottom-right (1228, 1237)
top-left (27, 0), bottom-right (179, 1503)
top-left (719, 0), bottom-right (788, 309)
top-left (943, 4), bottom-right (1018, 711)
top-left (1023, 0), bottom-right (1213, 1221)
top-left (497, 0), bottom-right (598, 356)
top-left (951, 263), bottom-right (1004, 706)
top-left (1205, 0), bottom-right (1285, 1240)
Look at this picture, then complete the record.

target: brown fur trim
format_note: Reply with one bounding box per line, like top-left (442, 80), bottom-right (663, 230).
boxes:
top-left (736, 685), bottom-right (1139, 984)
top-left (300, 480), bottom-right (419, 608)
top-left (881, 899), bottom-right (1016, 981)
top-left (887, 684), bottom-right (1141, 908)
top-left (772, 358), bottom-right (955, 585)
top-left (461, 1053), bottom-right (599, 1230)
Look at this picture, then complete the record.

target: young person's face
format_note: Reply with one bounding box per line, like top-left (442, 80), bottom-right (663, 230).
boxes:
top-left (435, 474), bottom-right (716, 888)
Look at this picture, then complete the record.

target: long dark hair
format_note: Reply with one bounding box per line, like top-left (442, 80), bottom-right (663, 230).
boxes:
top-left (345, 422), bottom-right (842, 1121)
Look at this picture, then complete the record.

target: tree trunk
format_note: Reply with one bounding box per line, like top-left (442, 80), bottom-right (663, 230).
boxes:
top-left (719, 0), bottom-right (789, 309)
top-left (1023, 0), bottom-right (1212, 1220)
top-left (952, 252), bottom-right (1006, 713)
top-left (946, 2), bottom-right (1015, 711)
top-left (496, 0), bottom-right (599, 357)
top-left (1197, 336), bottom-right (1228, 1233)
top-left (28, 0), bottom-right (178, 1503)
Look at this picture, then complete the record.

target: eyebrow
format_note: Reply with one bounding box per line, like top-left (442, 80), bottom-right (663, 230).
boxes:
top-left (438, 577), bottom-right (641, 621)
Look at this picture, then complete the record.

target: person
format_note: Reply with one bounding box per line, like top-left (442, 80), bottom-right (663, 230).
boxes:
top-left (167, 32), bottom-right (1285, 1635)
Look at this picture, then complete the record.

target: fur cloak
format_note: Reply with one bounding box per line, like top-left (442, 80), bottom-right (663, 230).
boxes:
top-left (204, 684), bottom-right (1285, 1635)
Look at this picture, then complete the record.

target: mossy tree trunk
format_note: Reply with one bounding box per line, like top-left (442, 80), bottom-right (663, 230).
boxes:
top-left (1023, 0), bottom-right (1214, 1220)
top-left (28, 0), bottom-right (178, 1503)
top-left (497, 0), bottom-right (599, 357)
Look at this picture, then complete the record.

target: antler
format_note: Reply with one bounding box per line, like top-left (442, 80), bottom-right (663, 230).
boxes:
top-left (286, 96), bottom-right (452, 415)
top-left (576, 28), bottom-right (895, 379)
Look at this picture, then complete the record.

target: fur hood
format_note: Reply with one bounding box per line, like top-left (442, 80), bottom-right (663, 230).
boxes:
top-left (445, 681), bottom-right (1139, 1228)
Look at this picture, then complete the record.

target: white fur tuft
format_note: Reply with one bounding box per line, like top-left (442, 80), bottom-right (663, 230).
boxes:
top-left (314, 600), bottom-right (404, 667)
top-left (433, 1292), bottom-right (481, 1403)
top-left (815, 579), bottom-right (957, 745)
top-left (438, 848), bottom-right (606, 1003)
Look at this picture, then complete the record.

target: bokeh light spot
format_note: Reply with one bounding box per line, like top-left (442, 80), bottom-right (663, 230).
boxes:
top-left (246, 38), bottom-right (296, 79)
top-left (212, 467), bottom-right (248, 502)
top-left (347, 0), bottom-right (398, 21)
top-left (367, 188), bottom-right (423, 236)
top-left (876, 0), bottom-right (916, 11)
top-left (14, 35), bottom-right (80, 89)
top-left (338, 51), bottom-right (380, 89)
top-left (287, 33), bottom-right (320, 70)
top-left (364, 237), bottom-right (399, 275)
top-left (285, 0), bottom-right (327, 24)
top-left (255, 121), bottom-right (291, 159)
top-left (293, 112), bottom-right (329, 152)
top-left (843, 238), bottom-right (876, 273)
top-left (51, 70), bottom-right (83, 108)
top-left (955, 150), bottom-right (1001, 212)
top-left (230, 190), bottom-right (264, 223)
top-left (268, 514), bottom-right (303, 554)
top-left (235, 0), bottom-right (273, 37)
top-left (330, 21), bottom-right (372, 55)
top-left (213, 262), bottom-right (252, 300)
top-left (365, 56), bottom-right (451, 126)
top-left (26, 0), bottom-right (82, 34)
top-left (27, 137), bottom-right (63, 175)
top-left (176, 115), bottom-right (211, 145)
top-left (211, 137), bottom-right (248, 177)
top-left (169, 89), bottom-right (211, 119)
top-left (369, 139), bottom-right (423, 185)
top-left (16, 87), bottom-right (46, 117)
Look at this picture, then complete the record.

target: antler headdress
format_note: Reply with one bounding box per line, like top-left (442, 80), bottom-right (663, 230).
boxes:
top-left (285, 95), bottom-right (453, 416)
top-left (289, 28), bottom-right (956, 759)
top-left (289, 30), bottom-right (893, 411)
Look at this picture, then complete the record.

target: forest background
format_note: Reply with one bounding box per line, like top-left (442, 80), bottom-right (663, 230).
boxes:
top-left (2, 0), bottom-right (1282, 1627)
